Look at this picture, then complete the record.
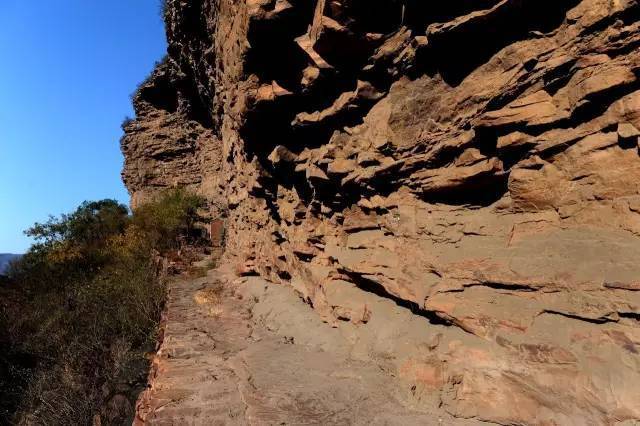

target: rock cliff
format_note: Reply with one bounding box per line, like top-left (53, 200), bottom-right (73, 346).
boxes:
top-left (122, 0), bottom-right (640, 424)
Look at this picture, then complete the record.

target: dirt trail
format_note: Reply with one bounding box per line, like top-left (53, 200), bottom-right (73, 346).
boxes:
top-left (134, 258), bottom-right (483, 425)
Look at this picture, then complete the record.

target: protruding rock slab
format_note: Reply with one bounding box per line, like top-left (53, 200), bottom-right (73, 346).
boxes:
top-left (125, 0), bottom-right (640, 424)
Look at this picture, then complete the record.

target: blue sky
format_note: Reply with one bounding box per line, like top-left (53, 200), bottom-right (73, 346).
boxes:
top-left (0, 0), bottom-right (167, 253)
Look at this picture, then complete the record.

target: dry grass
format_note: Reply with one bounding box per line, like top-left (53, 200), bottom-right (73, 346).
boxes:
top-left (0, 189), bottom-right (207, 425)
top-left (193, 281), bottom-right (224, 317)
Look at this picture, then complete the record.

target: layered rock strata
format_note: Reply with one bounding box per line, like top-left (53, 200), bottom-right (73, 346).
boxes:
top-left (123, 0), bottom-right (640, 423)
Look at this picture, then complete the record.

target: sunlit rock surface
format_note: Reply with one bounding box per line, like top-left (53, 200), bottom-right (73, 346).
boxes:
top-left (123, 1), bottom-right (640, 423)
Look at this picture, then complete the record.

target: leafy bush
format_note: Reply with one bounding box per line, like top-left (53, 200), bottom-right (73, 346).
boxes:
top-left (0, 189), bottom-right (205, 425)
top-left (132, 188), bottom-right (205, 251)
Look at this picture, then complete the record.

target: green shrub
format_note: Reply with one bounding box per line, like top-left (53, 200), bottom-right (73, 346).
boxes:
top-left (0, 189), bottom-right (206, 425)
top-left (131, 188), bottom-right (205, 251)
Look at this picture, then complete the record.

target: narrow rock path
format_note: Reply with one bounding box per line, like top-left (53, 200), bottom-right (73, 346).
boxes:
top-left (134, 258), bottom-right (483, 425)
top-left (134, 263), bottom-right (249, 425)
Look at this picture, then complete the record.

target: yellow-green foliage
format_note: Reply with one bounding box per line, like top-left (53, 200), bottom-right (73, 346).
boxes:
top-left (0, 189), bottom-right (205, 425)
top-left (132, 188), bottom-right (204, 251)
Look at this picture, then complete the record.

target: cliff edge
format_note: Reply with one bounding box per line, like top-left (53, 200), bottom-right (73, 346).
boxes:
top-left (123, 1), bottom-right (640, 424)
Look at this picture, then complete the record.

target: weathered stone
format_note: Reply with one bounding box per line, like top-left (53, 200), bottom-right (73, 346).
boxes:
top-left (477, 90), bottom-right (566, 130)
top-left (255, 81), bottom-right (293, 103)
top-left (305, 164), bottom-right (330, 182)
top-left (268, 145), bottom-right (297, 164)
top-left (327, 158), bottom-right (356, 176)
top-left (124, 0), bottom-right (640, 424)
top-left (618, 122), bottom-right (640, 146)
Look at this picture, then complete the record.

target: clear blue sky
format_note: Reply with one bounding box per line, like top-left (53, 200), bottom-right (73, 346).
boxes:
top-left (0, 0), bottom-right (167, 253)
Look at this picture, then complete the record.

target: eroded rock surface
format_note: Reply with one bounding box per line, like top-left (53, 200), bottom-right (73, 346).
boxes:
top-left (136, 266), bottom-right (481, 425)
top-left (124, 0), bottom-right (640, 424)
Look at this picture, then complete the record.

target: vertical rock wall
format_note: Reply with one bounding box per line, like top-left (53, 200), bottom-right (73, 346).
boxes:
top-left (122, 0), bottom-right (640, 423)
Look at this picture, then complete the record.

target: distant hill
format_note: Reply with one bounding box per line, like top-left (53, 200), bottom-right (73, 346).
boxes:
top-left (0, 253), bottom-right (22, 275)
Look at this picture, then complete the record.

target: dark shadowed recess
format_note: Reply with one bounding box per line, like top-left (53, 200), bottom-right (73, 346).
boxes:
top-left (339, 269), bottom-right (452, 326)
top-left (239, 0), bottom-right (583, 214)
top-left (428, 0), bottom-right (583, 86)
top-left (136, 59), bottom-right (215, 129)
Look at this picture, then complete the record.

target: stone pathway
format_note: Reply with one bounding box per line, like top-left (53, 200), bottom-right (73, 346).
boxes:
top-left (134, 264), bottom-right (249, 425)
top-left (134, 258), bottom-right (484, 425)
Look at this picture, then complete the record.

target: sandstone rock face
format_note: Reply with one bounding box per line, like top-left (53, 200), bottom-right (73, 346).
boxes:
top-left (123, 0), bottom-right (640, 424)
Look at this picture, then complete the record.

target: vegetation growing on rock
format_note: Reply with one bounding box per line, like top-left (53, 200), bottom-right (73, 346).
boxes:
top-left (0, 189), bottom-right (204, 425)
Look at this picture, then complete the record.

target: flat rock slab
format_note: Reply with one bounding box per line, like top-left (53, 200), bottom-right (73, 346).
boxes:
top-left (134, 266), bottom-right (480, 425)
